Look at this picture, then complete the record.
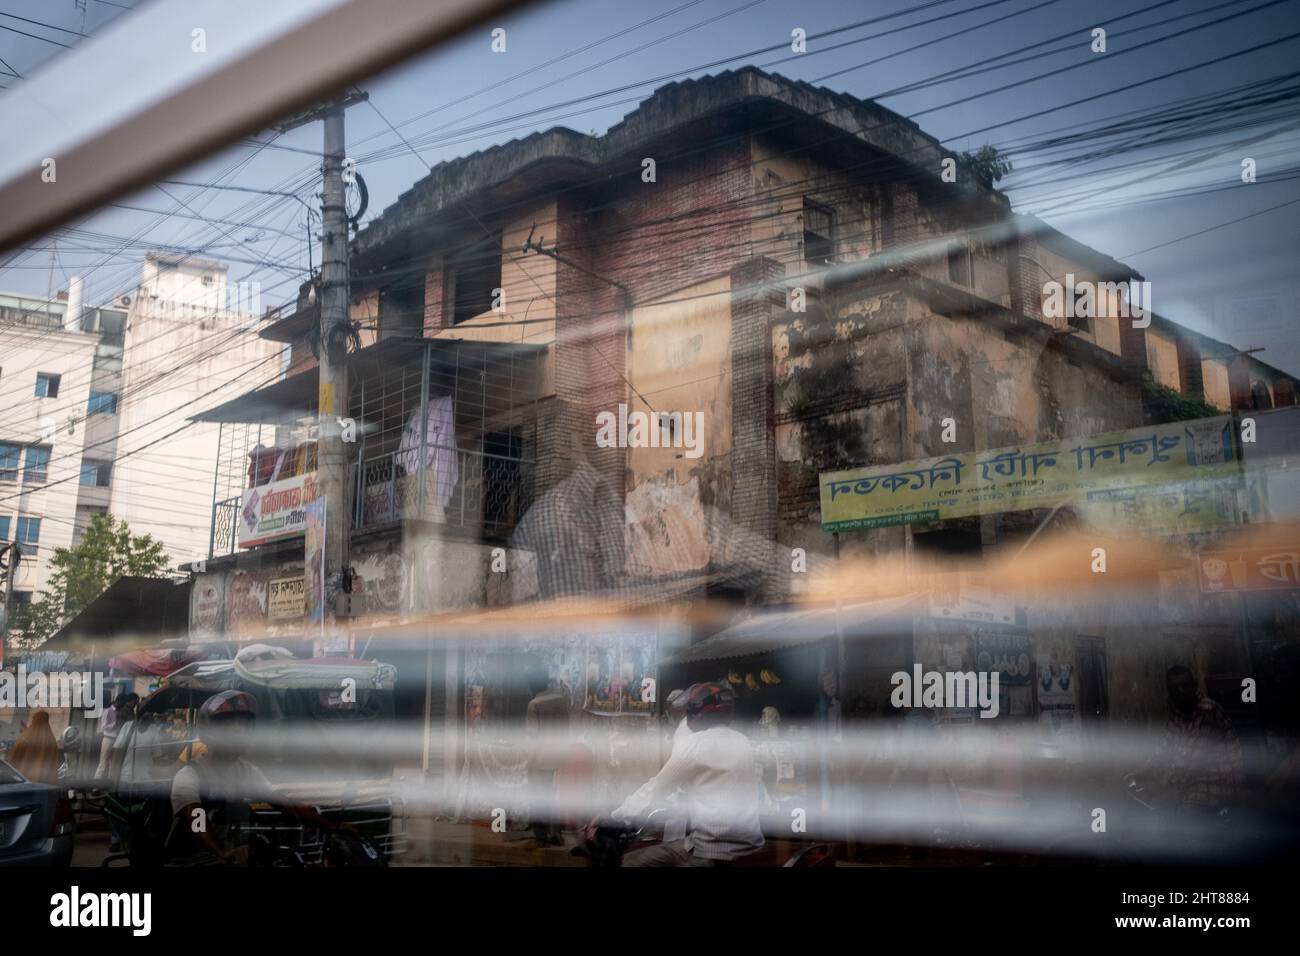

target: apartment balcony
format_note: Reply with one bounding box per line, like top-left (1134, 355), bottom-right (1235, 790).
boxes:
top-left (197, 337), bottom-right (543, 560)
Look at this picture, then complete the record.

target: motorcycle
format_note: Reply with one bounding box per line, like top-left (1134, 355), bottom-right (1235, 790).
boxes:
top-left (572, 808), bottom-right (834, 867)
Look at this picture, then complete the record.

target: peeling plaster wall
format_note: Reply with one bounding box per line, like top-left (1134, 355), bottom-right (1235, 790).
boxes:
top-left (774, 288), bottom-right (911, 561)
top-left (625, 276), bottom-right (732, 575)
top-left (907, 304), bottom-right (1143, 460)
top-left (1201, 356), bottom-right (1233, 410)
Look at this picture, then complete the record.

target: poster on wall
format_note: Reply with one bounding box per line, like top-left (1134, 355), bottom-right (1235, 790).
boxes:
top-left (304, 497), bottom-right (326, 628)
top-left (190, 575), bottom-right (226, 642)
top-left (461, 632), bottom-right (660, 722)
top-left (268, 576), bottom-right (305, 621)
top-left (974, 630), bottom-right (1032, 686)
top-left (226, 571), bottom-right (268, 634)
top-left (1035, 651), bottom-right (1075, 705)
top-left (585, 631), bottom-right (657, 716)
top-left (519, 634), bottom-right (586, 712)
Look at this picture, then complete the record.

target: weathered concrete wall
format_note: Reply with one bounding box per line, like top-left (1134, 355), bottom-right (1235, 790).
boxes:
top-left (624, 275), bottom-right (732, 576)
top-left (1146, 326), bottom-right (1182, 392)
top-left (1202, 356), bottom-right (1232, 410)
top-left (773, 287), bottom-right (911, 562)
top-left (906, 302), bottom-right (1143, 462)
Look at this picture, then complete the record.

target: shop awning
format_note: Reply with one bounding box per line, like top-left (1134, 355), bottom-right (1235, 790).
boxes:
top-left (666, 593), bottom-right (919, 665)
top-left (40, 576), bottom-right (192, 655)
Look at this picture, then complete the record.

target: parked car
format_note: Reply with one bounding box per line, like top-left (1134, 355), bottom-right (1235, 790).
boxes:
top-left (0, 757), bottom-right (75, 866)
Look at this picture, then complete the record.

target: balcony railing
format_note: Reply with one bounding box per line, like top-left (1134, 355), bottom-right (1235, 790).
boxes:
top-left (209, 446), bottom-right (533, 558)
top-left (352, 446), bottom-right (533, 538)
top-left (211, 496), bottom-right (241, 558)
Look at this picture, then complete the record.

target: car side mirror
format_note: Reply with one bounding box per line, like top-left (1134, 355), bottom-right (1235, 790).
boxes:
top-left (61, 726), bottom-right (81, 752)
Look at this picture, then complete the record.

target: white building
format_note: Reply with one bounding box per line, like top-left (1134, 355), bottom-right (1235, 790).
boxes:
top-left (0, 286), bottom-right (128, 614)
top-left (0, 254), bottom-right (281, 640)
top-left (110, 253), bottom-right (282, 573)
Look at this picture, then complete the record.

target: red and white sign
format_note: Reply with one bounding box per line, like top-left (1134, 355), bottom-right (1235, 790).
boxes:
top-left (239, 471), bottom-right (320, 548)
top-left (1198, 546), bottom-right (1300, 593)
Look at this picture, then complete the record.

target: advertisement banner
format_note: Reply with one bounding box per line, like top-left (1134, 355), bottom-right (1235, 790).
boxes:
top-left (304, 496), bottom-right (326, 628)
top-left (238, 471), bottom-right (320, 548)
top-left (820, 416), bottom-right (1240, 533)
top-left (1198, 546), bottom-right (1300, 593)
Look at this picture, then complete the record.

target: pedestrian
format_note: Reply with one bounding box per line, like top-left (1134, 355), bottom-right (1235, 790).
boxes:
top-left (524, 667), bottom-right (570, 846)
top-left (9, 709), bottom-right (59, 785)
top-left (94, 693), bottom-right (126, 781)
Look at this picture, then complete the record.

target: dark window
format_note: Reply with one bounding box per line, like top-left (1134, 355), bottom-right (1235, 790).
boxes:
top-left (0, 444), bottom-right (18, 482)
top-left (35, 372), bottom-right (60, 398)
top-left (948, 244), bottom-right (972, 286)
top-left (16, 516), bottom-right (40, 548)
top-left (803, 199), bottom-right (834, 265)
top-left (24, 446), bottom-right (51, 484)
top-left (378, 283), bottom-right (425, 339)
top-left (448, 235), bottom-right (503, 326)
top-left (0, 515), bottom-right (9, 540)
top-left (912, 523), bottom-right (982, 557)
top-left (80, 459), bottom-right (112, 487)
top-left (87, 390), bottom-right (118, 414)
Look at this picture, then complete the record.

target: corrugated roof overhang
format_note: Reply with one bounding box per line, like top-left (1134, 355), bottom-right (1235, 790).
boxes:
top-left (665, 593), bottom-right (918, 665)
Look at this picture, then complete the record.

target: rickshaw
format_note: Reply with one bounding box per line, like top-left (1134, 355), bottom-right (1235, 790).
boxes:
top-left (95, 647), bottom-right (406, 866)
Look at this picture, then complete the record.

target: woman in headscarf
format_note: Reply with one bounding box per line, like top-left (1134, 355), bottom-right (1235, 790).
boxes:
top-left (9, 709), bottom-right (60, 785)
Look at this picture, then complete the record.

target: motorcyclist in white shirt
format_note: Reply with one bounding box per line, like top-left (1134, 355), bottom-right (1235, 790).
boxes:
top-left (614, 681), bottom-right (765, 866)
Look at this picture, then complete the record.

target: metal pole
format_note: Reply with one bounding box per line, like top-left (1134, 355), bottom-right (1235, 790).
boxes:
top-left (319, 103), bottom-right (351, 646)
top-left (1, 541), bottom-right (22, 659)
top-left (418, 341), bottom-right (430, 521)
top-left (209, 422), bottom-right (222, 560)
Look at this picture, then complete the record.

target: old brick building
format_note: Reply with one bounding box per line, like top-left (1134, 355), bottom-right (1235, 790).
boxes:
top-left (190, 67), bottom-right (1299, 791)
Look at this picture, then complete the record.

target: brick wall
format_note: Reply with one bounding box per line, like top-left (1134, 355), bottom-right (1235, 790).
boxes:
top-left (423, 262), bottom-right (446, 336)
top-left (530, 139), bottom-right (756, 498)
top-left (729, 256), bottom-right (785, 584)
top-left (1274, 377), bottom-right (1296, 407)
top-left (1228, 355), bottom-right (1253, 410)
top-left (1117, 315), bottom-right (1149, 372)
top-left (1175, 330), bottom-right (1205, 399)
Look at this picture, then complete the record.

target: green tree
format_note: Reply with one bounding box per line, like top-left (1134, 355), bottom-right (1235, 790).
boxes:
top-left (12, 514), bottom-right (171, 649)
top-left (958, 145), bottom-right (1014, 185)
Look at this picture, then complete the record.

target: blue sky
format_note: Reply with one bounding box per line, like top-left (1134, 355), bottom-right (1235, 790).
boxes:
top-left (3, 0), bottom-right (1298, 371)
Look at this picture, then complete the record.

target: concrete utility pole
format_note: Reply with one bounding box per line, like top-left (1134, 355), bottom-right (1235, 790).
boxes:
top-left (276, 91), bottom-right (366, 653)
top-left (318, 102), bottom-right (351, 647)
